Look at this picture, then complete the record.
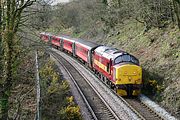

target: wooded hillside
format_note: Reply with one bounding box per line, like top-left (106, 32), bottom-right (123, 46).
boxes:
top-left (38, 0), bottom-right (179, 118)
top-left (0, 0), bottom-right (179, 119)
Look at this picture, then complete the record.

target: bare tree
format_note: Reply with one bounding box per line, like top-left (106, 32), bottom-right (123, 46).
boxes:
top-left (0, 0), bottom-right (36, 119)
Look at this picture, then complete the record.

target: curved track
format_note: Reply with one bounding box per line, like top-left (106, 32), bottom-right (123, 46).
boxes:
top-left (50, 49), bottom-right (167, 120)
top-left (51, 51), bottom-right (121, 120)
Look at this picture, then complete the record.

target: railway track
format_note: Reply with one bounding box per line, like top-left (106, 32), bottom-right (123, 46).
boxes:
top-left (92, 73), bottom-right (165, 119)
top-left (50, 51), bottom-right (121, 120)
top-left (94, 75), bottom-right (164, 120)
top-left (124, 98), bottom-right (164, 120)
top-left (97, 75), bottom-right (165, 120)
top-left (50, 49), bottom-right (169, 120)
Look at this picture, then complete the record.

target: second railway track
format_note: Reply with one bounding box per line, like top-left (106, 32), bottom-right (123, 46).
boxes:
top-left (50, 50), bottom-right (121, 120)
top-left (124, 98), bottom-right (164, 120)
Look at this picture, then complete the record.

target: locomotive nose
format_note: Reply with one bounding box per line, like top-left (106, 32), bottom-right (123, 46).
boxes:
top-left (115, 64), bottom-right (142, 85)
top-left (114, 64), bottom-right (142, 96)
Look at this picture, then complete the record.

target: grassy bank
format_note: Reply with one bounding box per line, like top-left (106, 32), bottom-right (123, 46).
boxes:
top-left (76, 19), bottom-right (180, 117)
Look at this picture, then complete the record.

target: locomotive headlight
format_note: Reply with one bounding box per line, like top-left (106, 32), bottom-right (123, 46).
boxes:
top-left (135, 79), bottom-right (141, 83)
top-left (128, 77), bottom-right (132, 81)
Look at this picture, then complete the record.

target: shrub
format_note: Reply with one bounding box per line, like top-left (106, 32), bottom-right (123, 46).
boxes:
top-left (58, 96), bottom-right (82, 120)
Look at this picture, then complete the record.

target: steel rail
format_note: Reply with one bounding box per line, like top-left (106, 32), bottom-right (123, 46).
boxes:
top-left (50, 51), bottom-right (121, 120)
top-left (94, 73), bottom-right (164, 120)
top-left (50, 48), bottom-right (166, 120)
top-left (92, 67), bottom-right (165, 120)
top-left (67, 56), bottom-right (121, 120)
top-left (50, 52), bottom-right (98, 120)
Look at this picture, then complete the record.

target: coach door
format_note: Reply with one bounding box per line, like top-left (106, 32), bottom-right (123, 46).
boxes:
top-left (88, 50), bottom-right (92, 68)
top-left (72, 42), bottom-right (76, 56)
top-left (60, 38), bottom-right (63, 51)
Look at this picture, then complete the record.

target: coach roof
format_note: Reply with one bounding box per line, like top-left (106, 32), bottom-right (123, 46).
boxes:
top-left (75, 38), bottom-right (99, 49)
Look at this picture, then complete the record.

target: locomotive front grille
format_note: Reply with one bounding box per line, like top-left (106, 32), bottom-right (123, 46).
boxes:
top-left (116, 84), bottom-right (142, 90)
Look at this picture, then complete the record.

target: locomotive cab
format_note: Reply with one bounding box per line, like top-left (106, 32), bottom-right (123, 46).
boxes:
top-left (113, 54), bottom-right (142, 96)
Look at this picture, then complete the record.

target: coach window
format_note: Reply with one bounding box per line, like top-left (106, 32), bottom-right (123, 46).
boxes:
top-left (76, 46), bottom-right (79, 51)
top-left (68, 43), bottom-right (70, 46)
top-left (80, 48), bottom-right (83, 52)
top-left (81, 49), bottom-right (84, 54)
top-left (45, 36), bottom-right (48, 40)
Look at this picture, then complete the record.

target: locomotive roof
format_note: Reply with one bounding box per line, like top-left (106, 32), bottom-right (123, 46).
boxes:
top-left (94, 46), bottom-right (128, 60)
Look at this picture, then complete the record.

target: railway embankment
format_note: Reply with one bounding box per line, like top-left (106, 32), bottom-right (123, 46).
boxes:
top-left (64, 19), bottom-right (180, 118)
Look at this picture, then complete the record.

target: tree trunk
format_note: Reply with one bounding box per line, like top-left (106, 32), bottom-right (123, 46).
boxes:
top-left (173, 0), bottom-right (180, 29)
top-left (1, 91), bottom-right (9, 120)
top-left (0, 1), bottom-right (14, 118)
top-left (0, 0), bottom-right (2, 58)
top-left (0, 0), bottom-right (36, 119)
top-left (117, 0), bottom-right (121, 8)
top-left (102, 0), bottom-right (108, 5)
top-left (0, 0), bottom-right (2, 35)
top-left (1, 31), bottom-right (14, 120)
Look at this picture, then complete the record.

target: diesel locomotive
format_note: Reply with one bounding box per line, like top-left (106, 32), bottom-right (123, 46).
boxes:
top-left (40, 32), bottom-right (142, 96)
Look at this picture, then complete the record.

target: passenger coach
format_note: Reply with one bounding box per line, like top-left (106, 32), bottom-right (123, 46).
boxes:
top-left (75, 39), bottom-right (100, 68)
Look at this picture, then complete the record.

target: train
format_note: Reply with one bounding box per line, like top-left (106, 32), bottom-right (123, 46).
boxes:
top-left (40, 32), bottom-right (142, 96)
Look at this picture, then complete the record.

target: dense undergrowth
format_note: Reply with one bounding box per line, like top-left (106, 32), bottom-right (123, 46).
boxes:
top-left (7, 51), bottom-right (36, 119)
top-left (39, 51), bottom-right (82, 120)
